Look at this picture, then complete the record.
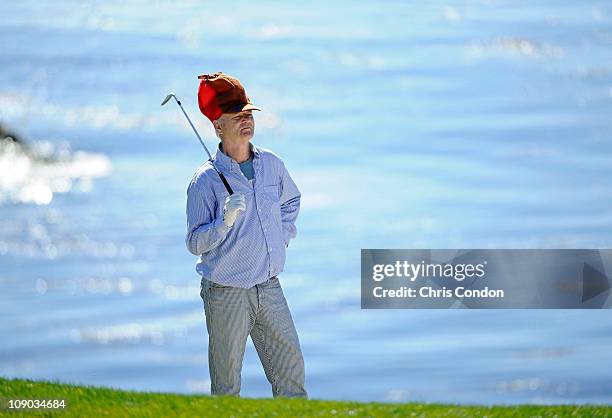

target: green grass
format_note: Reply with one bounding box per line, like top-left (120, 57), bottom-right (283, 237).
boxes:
top-left (1, 377), bottom-right (611, 417)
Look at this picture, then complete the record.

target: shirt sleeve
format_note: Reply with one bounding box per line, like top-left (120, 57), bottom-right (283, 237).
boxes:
top-left (278, 161), bottom-right (301, 246)
top-left (185, 177), bottom-right (231, 256)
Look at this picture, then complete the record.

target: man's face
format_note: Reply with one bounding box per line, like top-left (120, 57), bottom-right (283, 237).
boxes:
top-left (215, 110), bottom-right (254, 143)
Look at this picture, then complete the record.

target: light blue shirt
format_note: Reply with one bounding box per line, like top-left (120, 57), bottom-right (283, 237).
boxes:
top-left (185, 143), bottom-right (301, 288)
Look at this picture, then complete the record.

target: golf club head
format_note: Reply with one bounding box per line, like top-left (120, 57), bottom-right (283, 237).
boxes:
top-left (161, 93), bottom-right (175, 106)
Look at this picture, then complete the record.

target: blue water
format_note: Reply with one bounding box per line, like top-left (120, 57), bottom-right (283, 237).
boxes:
top-left (1, 0), bottom-right (612, 405)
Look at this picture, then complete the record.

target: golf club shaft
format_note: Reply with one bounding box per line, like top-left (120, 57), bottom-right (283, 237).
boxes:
top-left (167, 95), bottom-right (234, 195)
top-left (174, 98), bottom-right (213, 160)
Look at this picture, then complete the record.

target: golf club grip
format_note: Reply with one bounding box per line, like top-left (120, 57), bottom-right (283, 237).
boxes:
top-left (218, 173), bottom-right (234, 195)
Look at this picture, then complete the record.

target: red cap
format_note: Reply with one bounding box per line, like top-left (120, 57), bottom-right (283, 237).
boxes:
top-left (197, 72), bottom-right (261, 122)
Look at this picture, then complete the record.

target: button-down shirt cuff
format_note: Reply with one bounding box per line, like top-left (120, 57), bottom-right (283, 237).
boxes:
top-left (196, 216), bottom-right (231, 254)
top-left (213, 216), bottom-right (232, 237)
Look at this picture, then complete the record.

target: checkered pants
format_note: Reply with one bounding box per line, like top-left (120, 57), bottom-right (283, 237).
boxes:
top-left (200, 276), bottom-right (307, 398)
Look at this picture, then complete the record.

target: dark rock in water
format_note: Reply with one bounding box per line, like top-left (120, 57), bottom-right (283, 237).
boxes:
top-left (0, 123), bottom-right (111, 204)
top-left (0, 124), bottom-right (36, 160)
top-left (1, 124), bottom-right (70, 164)
top-left (0, 124), bottom-right (24, 144)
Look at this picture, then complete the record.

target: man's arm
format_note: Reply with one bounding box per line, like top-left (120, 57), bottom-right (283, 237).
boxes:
top-left (185, 178), bottom-right (232, 256)
top-left (279, 161), bottom-right (301, 247)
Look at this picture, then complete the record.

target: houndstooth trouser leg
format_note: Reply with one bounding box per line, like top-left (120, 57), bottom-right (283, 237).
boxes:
top-left (200, 276), bottom-right (307, 398)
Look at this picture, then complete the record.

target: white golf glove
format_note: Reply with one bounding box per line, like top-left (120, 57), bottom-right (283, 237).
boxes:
top-left (223, 193), bottom-right (246, 227)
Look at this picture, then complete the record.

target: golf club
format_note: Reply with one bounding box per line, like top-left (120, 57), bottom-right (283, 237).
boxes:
top-left (161, 93), bottom-right (234, 195)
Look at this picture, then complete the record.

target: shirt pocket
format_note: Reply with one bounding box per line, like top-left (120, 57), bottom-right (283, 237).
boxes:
top-left (262, 184), bottom-right (283, 230)
top-left (263, 184), bottom-right (281, 202)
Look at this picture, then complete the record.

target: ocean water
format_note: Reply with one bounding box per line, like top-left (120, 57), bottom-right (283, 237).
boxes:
top-left (1, 0), bottom-right (612, 405)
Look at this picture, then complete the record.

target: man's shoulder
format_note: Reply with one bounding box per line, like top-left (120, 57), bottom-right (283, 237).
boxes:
top-left (188, 160), bottom-right (217, 189)
top-left (254, 145), bottom-right (285, 167)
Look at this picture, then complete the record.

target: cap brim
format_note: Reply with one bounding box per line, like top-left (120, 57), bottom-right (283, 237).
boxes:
top-left (240, 103), bottom-right (261, 112)
top-left (223, 102), bottom-right (262, 114)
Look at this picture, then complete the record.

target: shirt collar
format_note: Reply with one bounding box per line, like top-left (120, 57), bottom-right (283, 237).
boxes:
top-left (213, 142), bottom-right (260, 173)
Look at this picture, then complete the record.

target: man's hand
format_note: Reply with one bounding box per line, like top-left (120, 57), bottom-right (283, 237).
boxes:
top-left (223, 194), bottom-right (246, 227)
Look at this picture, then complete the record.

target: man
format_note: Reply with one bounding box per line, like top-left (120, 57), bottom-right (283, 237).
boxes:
top-left (185, 72), bottom-right (307, 399)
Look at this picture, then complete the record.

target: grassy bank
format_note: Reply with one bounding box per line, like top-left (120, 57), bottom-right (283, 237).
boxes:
top-left (1, 377), bottom-right (610, 417)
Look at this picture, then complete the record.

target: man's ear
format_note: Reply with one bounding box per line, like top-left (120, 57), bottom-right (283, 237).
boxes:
top-left (213, 118), bottom-right (223, 138)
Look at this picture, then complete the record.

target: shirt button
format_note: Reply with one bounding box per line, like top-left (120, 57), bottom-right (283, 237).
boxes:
top-left (269, 248), bottom-right (272, 252)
